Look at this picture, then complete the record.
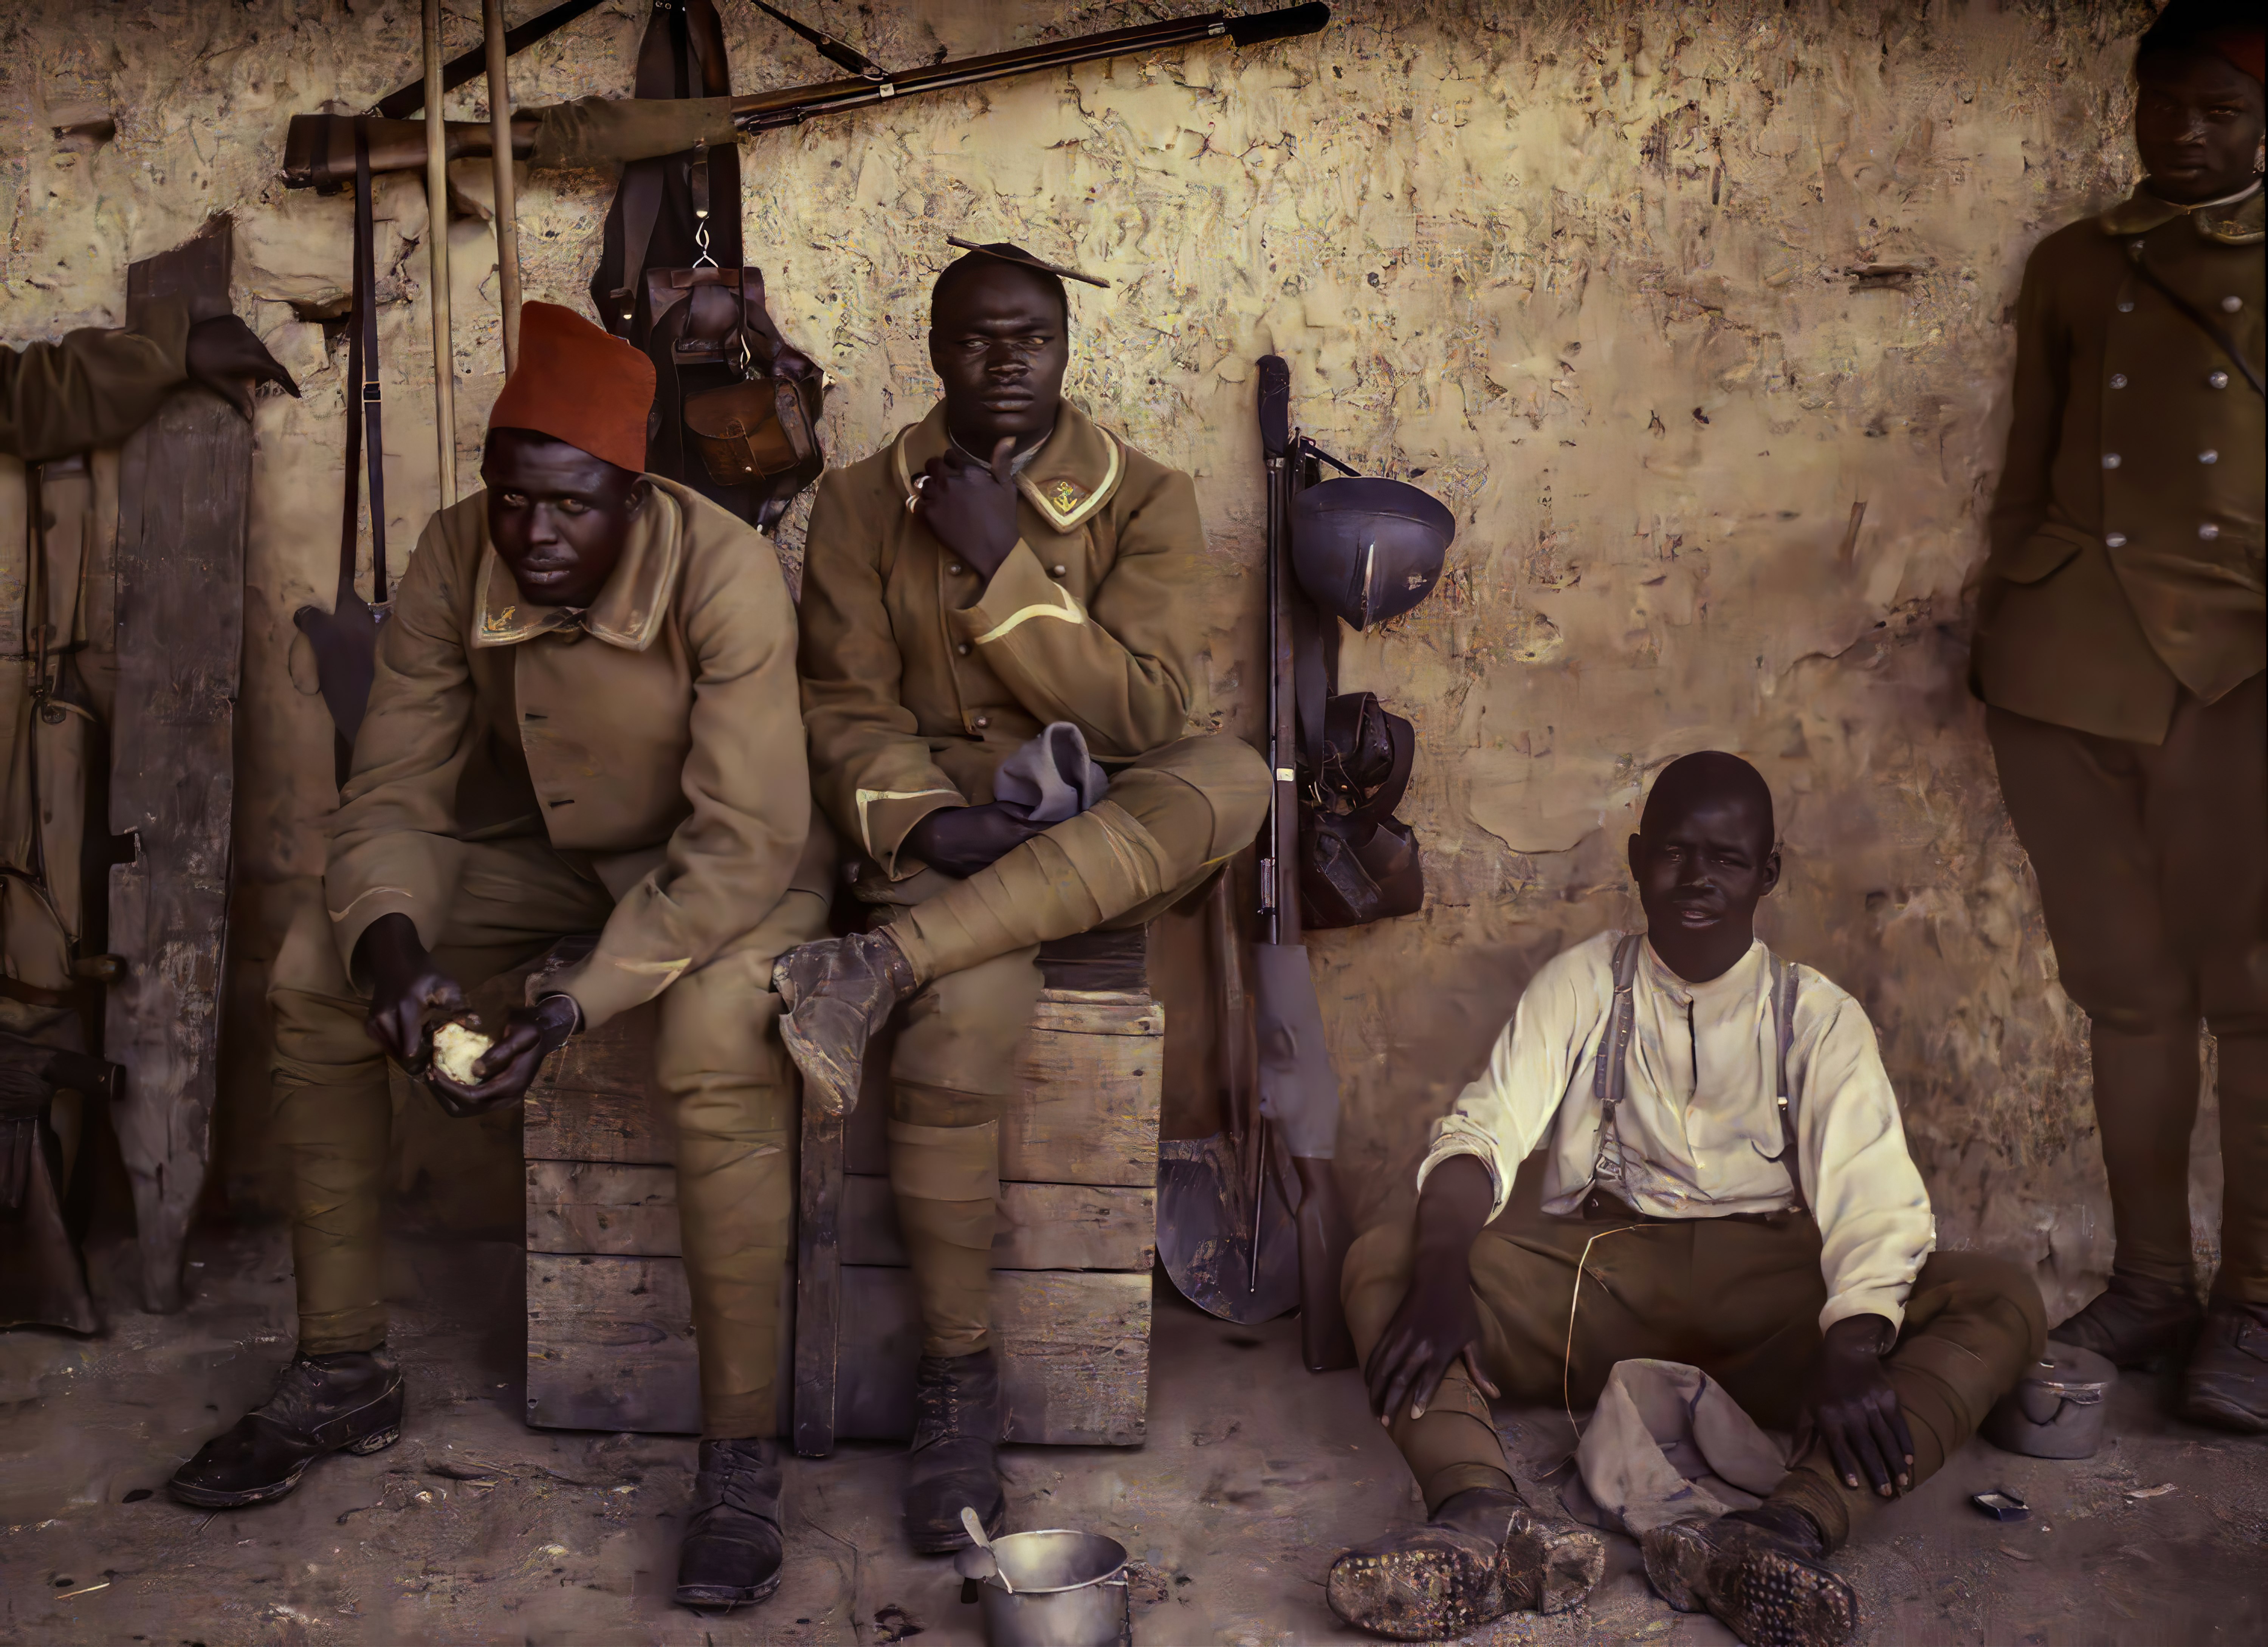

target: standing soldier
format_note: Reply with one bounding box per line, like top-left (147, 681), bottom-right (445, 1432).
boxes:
top-left (164, 304), bottom-right (833, 1611)
top-left (782, 241), bottom-right (1271, 1551)
top-left (1972, 1), bottom-right (2264, 1427)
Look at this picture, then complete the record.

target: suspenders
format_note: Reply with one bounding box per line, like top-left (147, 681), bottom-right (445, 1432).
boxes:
top-left (1586, 936), bottom-right (1809, 1218)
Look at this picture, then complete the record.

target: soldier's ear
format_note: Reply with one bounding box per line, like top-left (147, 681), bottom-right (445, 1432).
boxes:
top-left (624, 477), bottom-right (652, 516)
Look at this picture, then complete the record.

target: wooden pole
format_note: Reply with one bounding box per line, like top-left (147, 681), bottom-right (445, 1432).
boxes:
top-left (424, 0), bottom-right (458, 503)
top-left (485, 0), bottom-right (522, 375)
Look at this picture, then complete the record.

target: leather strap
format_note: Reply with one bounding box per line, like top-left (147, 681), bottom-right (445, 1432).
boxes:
top-left (1587, 934), bottom-right (1644, 1192)
top-left (2126, 237), bottom-right (2266, 398)
top-left (1760, 950), bottom-right (1808, 1217)
top-left (354, 124), bottom-right (388, 604)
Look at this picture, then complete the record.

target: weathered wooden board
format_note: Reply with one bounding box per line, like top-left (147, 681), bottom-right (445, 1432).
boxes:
top-left (835, 1267), bottom-right (1152, 1445)
top-left (1002, 990), bottom-right (1163, 1187)
top-left (525, 1161), bottom-right (682, 1255)
top-left (792, 1101), bottom-right (844, 1457)
top-left (840, 1173), bottom-right (1156, 1271)
top-left (525, 1252), bottom-right (701, 1433)
top-left (522, 998), bottom-right (669, 1164)
top-left (106, 218), bottom-right (248, 1313)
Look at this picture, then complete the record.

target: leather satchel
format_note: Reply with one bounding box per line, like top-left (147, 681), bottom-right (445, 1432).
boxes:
top-left (1298, 690), bottom-right (1424, 930)
top-left (648, 263), bottom-right (823, 492)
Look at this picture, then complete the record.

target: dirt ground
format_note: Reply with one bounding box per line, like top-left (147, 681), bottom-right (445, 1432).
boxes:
top-left (2, 1220), bottom-right (2263, 1647)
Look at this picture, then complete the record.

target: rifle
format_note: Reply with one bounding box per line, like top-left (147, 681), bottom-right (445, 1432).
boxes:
top-left (284, 4), bottom-right (1332, 189)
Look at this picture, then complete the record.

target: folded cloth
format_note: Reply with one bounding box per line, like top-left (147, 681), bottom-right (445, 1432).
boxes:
top-left (992, 722), bottom-right (1108, 825)
top-left (1560, 1359), bottom-right (1796, 1536)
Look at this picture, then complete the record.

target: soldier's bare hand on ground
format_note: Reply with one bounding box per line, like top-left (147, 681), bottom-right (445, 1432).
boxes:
top-left (184, 314), bottom-right (301, 419)
top-left (428, 997), bottom-right (579, 1118)
top-left (1803, 1313), bottom-right (1914, 1496)
top-left (356, 913), bottom-right (465, 1067)
top-left (913, 435), bottom-right (1020, 578)
top-left (906, 800), bottom-right (1046, 878)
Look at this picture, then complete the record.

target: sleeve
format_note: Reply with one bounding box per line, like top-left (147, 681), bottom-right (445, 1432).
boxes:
top-left (325, 509), bottom-right (481, 977)
top-left (0, 296), bottom-right (192, 463)
top-left (1795, 983), bottom-right (1938, 1334)
top-left (1414, 946), bottom-right (1597, 1222)
top-left (548, 535), bottom-right (813, 1029)
top-left (797, 465), bottom-right (965, 875)
top-left (1984, 240), bottom-right (2067, 570)
top-left (948, 460), bottom-right (1202, 760)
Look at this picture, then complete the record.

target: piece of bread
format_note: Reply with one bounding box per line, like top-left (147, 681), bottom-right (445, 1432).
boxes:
top-left (433, 1020), bottom-right (494, 1086)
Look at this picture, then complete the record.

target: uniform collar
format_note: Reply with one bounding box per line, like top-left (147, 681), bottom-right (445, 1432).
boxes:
top-left (2098, 181), bottom-right (2265, 246)
top-left (1638, 934), bottom-right (1768, 1005)
top-left (893, 399), bottom-right (1125, 534)
top-left (472, 482), bottom-right (685, 652)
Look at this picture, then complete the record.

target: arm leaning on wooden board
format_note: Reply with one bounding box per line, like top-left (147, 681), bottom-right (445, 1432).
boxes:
top-left (0, 298), bottom-right (193, 464)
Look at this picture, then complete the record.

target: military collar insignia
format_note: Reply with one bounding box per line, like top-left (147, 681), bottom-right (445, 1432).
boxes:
top-left (471, 483), bottom-right (685, 652)
top-left (894, 401), bottom-right (1125, 536)
top-left (2099, 182), bottom-right (2266, 246)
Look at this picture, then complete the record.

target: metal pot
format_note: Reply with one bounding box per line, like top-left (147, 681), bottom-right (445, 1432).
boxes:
top-left (955, 1528), bottom-right (1132, 1647)
top-left (1984, 1339), bottom-right (2116, 1459)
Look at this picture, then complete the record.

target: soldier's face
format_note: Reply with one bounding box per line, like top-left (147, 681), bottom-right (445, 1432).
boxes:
top-left (482, 429), bottom-right (649, 608)
top-left (929, 266), bottom-right (1070, 452)
top-left (1628, 796), bottom-right (1781, 966)
top-left (2136, 49), bottom-right (2265, 204)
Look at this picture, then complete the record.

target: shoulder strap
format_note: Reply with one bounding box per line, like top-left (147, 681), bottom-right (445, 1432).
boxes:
top-left (353, 123), bottom-right (387, 605)
top-left (1587, 934), bottom-right (1644, 1194)
top-left (1764, 950), bottom-right (1808, 1218)
top-left (2126, 238), bottom-right (2266, 398)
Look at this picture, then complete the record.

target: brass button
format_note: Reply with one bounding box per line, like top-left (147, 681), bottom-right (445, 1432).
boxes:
top-left (2116, 299), bottom-right (2134, 313)
top-left (2209, 370), bottom-right (2230, 389)
top-left (956, 642), bottom-right (970, 656)
top-left (2101, 454), bottom-right (2121, 469)
top-left (2199, 523), bottom-right (2220, 541)
top-left (2109, 373), bottom-right (2127, 389)
top-left (2200, 450), bottom-right (2218, 464)
top-left (973, 714), bottom-right (990, 729)
top-left (2222, 296), bottom-right (2243, 313)
top-left (2105, 532), bottom-right (2127, 548)
top-left (947, 562), bottom-right (964, 576)
top-left (1050, 563), bottom-right (1067, 577)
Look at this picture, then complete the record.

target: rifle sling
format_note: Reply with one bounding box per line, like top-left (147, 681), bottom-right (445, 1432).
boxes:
top-left (373, 0), bottom-right (609, 120)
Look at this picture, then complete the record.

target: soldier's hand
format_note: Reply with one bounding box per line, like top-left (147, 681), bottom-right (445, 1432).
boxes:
top-left (907, 800), bottom-right (1046, 878)
top-left (1363, 1153), bottom-right (1500, 1424)
top-left (428, 995), bottom-right (579, 1118)
top-left (185, 314), bottom-right (301, 419)
top-left (1802, 1313), bottom-right (1913, 1497)
top-left (357, 913), bottom-right (465, 1066)
top-left (913, 435), bottom-right (1020, 579)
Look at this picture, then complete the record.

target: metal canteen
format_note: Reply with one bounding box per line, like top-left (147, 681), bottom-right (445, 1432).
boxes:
top-left (1289, 475), bottom-right (1455, 630)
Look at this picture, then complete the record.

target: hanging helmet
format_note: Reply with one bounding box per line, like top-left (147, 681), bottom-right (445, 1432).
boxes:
top-left (1289, 477), bottom-right (1455, 630)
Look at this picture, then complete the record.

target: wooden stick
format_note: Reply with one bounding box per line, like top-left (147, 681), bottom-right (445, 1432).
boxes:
top-left (485, 0), bottom-right (522, 375)
top-left (424, 0), bottom-right (458, 503)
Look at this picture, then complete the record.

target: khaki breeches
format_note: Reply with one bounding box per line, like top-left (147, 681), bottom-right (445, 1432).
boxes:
top-left (861, 732), bottom-right (1271, 1356)
top-left (1342, 1202), bottom-right (2045, 1550)
top-left (269, 831), bottom-right (833, 1438)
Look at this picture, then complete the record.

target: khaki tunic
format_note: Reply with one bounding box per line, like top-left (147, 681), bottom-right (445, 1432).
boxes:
top-left (326, 478), bottom-right (810, 1029)
top-left (1975, 185), bottom-right (2264, 743)
top-left (798, 400), bottom-right (1211, 875)
top-left (1, 297), bottom-right (192, 463)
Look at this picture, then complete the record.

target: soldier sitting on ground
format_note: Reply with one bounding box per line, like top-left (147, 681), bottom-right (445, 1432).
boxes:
top-left (1327, 752), bottom-right (2045, 1647)
top-left (779, 240), bottom-right (1271, 1554)
top-left (166, 303), bottom-right (833, 1614)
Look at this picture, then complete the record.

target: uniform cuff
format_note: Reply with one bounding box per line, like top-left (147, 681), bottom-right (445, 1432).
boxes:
top-left (858, 788), bottom-right (967, 878)
top-left (1819, 1287), bottom-right (1909, 1337)
top-left (949, 540), bottom-right (1082, 645)
top-left (1415, 1138), bottom-right (1510, 1223)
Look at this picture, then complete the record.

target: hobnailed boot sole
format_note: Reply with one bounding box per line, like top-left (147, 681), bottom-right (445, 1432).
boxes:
top-left (1326, 1524), bottom-right (1514, 1641)
top-left (1643, 1518), bottom-right (1859, 1647)
top-left (166, 1421), bottom-right (402, 1509)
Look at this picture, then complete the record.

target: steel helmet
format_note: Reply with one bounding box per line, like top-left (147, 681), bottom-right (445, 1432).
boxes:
top-left (1289, 477), bottom-right (1454, 630)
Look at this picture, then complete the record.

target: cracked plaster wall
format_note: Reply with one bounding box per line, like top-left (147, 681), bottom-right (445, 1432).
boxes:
top-left (1, 0), bottom-right (2215, 1319)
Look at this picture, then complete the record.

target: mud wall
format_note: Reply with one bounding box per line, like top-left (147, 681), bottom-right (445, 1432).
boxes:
top-left (0, 0), bottom-right (2205, 1316)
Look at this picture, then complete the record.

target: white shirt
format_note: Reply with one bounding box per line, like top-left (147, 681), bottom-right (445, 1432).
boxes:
top-left (1418, 931), bottom-right (1937, 1332)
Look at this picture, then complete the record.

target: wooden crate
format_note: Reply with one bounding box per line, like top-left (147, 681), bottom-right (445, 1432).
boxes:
top-left (521, 984), bottom-right (1163, 1443)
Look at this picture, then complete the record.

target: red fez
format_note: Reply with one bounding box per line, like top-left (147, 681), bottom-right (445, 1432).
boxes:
top-left (487, 301), bottom-right (655, 475)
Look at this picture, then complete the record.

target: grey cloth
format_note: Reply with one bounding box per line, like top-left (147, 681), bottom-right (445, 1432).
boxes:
top-left (1558, 1359), bottom-right (1794, 1536)
top-left (992, 721), bottom-right (1107, 825)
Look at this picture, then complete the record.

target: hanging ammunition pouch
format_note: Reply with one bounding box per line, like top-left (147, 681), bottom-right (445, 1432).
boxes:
top-left (1291, 586), bottom-right (1424, 930)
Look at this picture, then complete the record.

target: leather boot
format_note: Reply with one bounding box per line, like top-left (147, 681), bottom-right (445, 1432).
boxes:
top-left (904, 1348), bottom-right (1005, 1554)
top-left (1326, 1485), bottom-right (1605, 1640)
top-left (774, 930), bottom-right (917, 1117)
top-left (2183, 1300), bottom-right (2268, 1433)
top-left (167, 1345), bottom-right (403, 1508)
top-left (2054, 1270), bottom-right (2202, 1367)
top-left (1642, 1504), bottom-right (1858, 1647)
top-left (675, 1437), bottom-right (786, 1609)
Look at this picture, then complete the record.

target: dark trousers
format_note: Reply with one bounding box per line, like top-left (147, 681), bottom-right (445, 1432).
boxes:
top-left (1986, 672), bottom-right (2268, 1303)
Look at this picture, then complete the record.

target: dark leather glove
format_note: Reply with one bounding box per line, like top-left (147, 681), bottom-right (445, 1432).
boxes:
top-left (906, 800), bottom-right (1047, 879)
top-left (911, 435), bottom-right (1020, 579)
top-left (184, 314), bottom-right (301, 419)
top-left (1801, 1313), bottom-right (1914, 1496)
top-left (1362, 1154), bottom-right (1501, 1423)
top-left (427, 994), bottom-right (580, 1119)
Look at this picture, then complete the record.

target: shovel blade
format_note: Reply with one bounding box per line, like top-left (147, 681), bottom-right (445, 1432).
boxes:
top-left (1157, 1132), bottom-right (1298, 1323)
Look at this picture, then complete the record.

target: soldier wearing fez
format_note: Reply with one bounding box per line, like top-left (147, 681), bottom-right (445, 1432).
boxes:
top-left (782, 240), bottom-right (1272, 1551)
top-left (1973, 1), bottom-right (2265, 1426)
top-left (1328, 754), bottom-right (2044, 1647)
top-left (166, 304), bottom-right (834, 1611)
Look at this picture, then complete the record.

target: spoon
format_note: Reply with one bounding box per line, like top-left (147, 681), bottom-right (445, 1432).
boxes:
top-left (960, 1506), bottom-right (1012, 1593)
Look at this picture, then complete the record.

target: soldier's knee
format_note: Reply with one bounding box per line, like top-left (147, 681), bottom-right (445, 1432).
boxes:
top-left (268, 985), bottom-right (382, 1082)
top-left (1117, 733), bottom-right (1272, 859)
top-left (1342, 1217), bottom-right (1421, 1354)
top-left (1923, 1249), bottom-right (2048, 1361)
